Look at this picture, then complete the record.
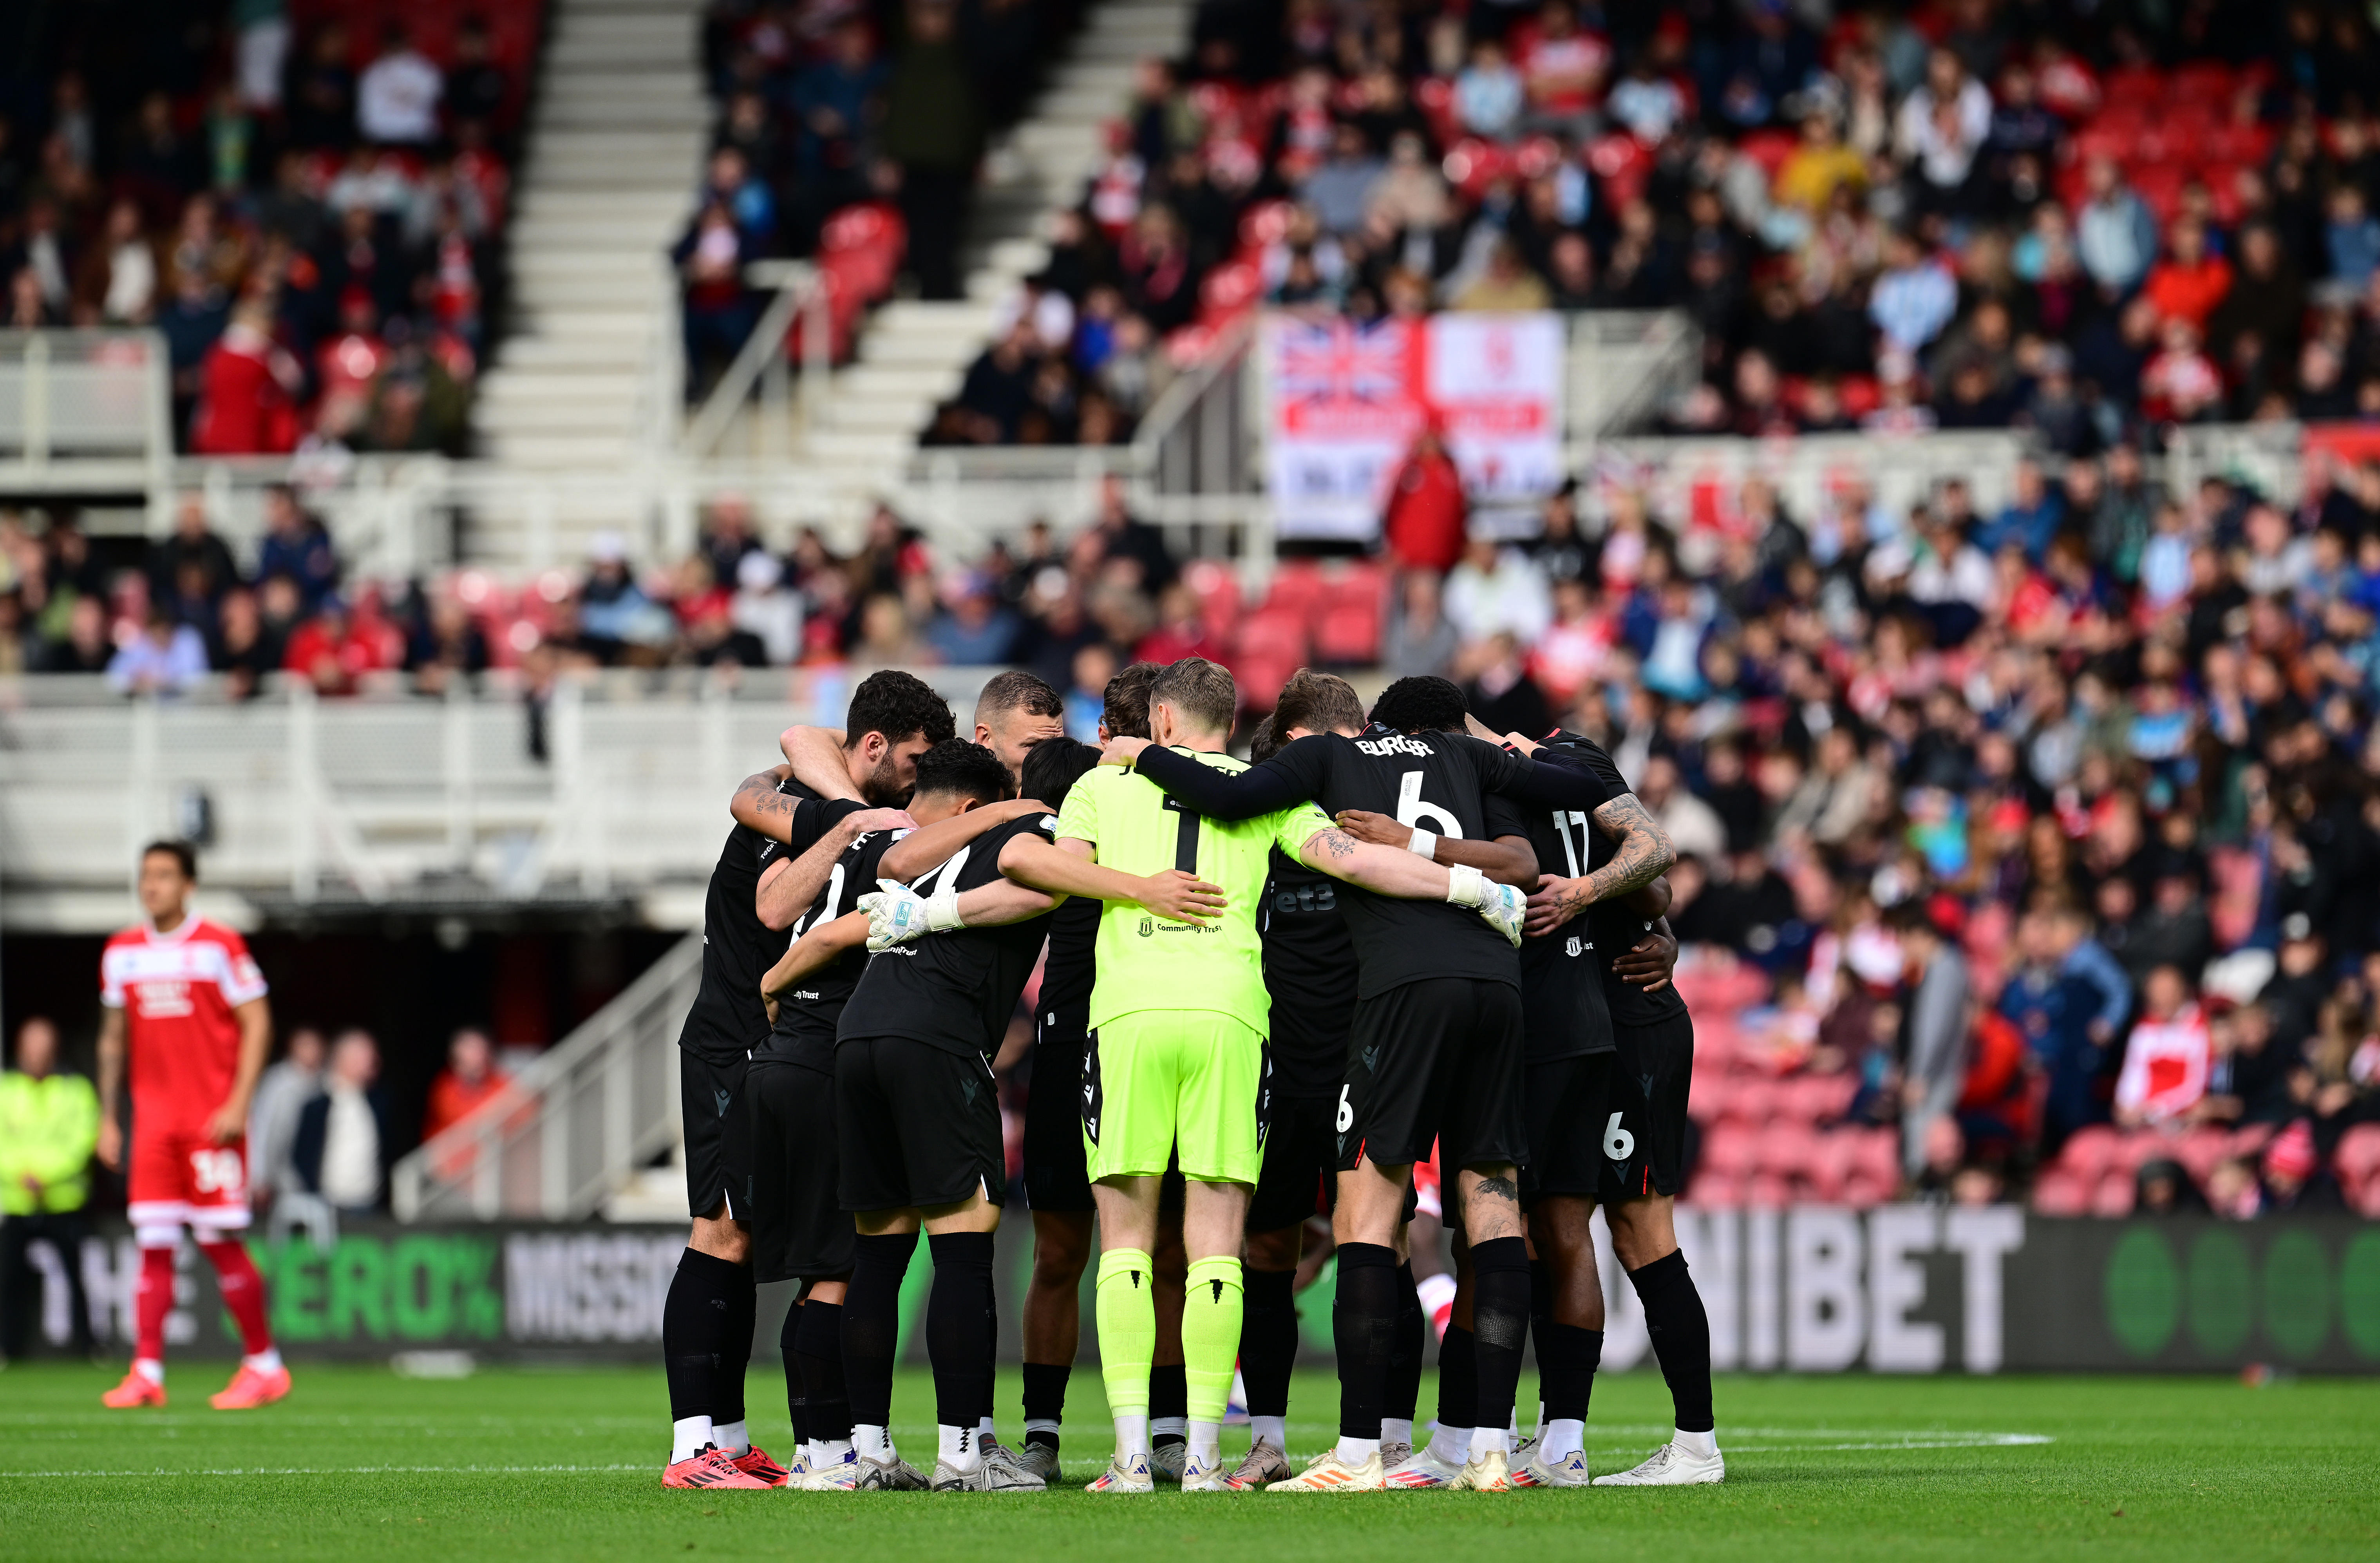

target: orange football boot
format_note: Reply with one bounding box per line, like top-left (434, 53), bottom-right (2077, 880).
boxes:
top-left (209, 1363), bottom-right (292, 1409)
top-left (101, 1370), bottom-right (167, 1409)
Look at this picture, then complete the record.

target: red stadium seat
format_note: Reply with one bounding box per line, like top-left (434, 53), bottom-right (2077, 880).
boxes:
top-left (1699, 1121), bottom-right (1756, 1179)
top-left (1237, 199), bottom-right (1296, 251)
top-left (1684, 1170), bottom-right (1743, 1208)
top-left (1738, 128), bottom-right (1796, 177)
top-left (1687, 1072), bottom-right (1736, 1125)
top-left (2057, 1124), bottom-right (2124, 1183)
top-left (2031, 1168), bottom-right (2090, 1216)
top-left (1259, 560), bottom-right (1327, 618)
top-left (1232, 606), bottom-right (1309, 670)
top-left (2338, 1125), bottom-right (2380, 1215)
top-left (1414, 76), bottom-right (1460, 149)
top-left (1182, 558), bottom-right (1241, 640)
top-left (2172, 1127), bottom-right (2232, 1184)
top-left (2091, 1171), bottom-right (2138, 1218)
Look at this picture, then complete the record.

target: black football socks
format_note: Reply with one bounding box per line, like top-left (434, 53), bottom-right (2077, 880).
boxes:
top-left (1628, 1248), bottom-right (1714, 1434)
top-left (1467, 1236), bottom-right (1532, 1452)
top-left (1331, 1242), bottom-right (1398, 1452)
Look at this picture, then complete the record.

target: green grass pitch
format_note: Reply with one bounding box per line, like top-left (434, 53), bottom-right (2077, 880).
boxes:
top-left (1, 1362), bottom-right (2373, 1561)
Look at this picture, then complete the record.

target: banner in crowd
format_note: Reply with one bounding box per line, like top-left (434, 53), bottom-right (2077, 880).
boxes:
top-left (1262, 312), bottom-right (1565, 542)
top-left (13, 1213), bottom-right (2376, 1371)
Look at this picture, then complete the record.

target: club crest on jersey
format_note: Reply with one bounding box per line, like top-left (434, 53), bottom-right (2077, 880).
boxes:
top-left (1138, 916), bottom-right (1154, 937)
top-left (1565, 935), bottom-right (1583, 957)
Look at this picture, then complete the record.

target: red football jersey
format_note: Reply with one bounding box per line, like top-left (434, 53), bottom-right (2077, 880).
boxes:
top-left (101, 917), bottom-right (268, 1130)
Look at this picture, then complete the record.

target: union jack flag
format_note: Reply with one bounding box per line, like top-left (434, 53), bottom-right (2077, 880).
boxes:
top-left (1275, 318), bottom-right (1412, 405)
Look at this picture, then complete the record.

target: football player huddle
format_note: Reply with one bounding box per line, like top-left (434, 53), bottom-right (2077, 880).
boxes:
top-left (656, 660), bottom-right (1722, 1494)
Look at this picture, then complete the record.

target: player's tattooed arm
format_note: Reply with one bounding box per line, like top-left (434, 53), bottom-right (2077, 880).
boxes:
top-left (1296, 827), bottom-right (1459, 902)
top-left (1611, 915), bottom-right (1680, 993)
top-left (1522, 799), bottom-right (1673, 936)
top-left (996, 833), bottom-right (1228, 925)
top-left (878, 798), bottom-right (1046, 883)
top-left (729, 764), bottom-right (800, 839)
top-left (1331, 810), bottom-right (1539, 888)
top-left (778, 724), bottom-right (865, 803)
top-left (761, 910), bottom-right (870, 1022)
top-left (94, 1004), bottom-right (126, 1170)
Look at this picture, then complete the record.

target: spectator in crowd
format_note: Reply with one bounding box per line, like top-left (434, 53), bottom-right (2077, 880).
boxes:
top-left (421, 1027), bottom-right (509, 1143)
top-left (2076, 155), bottom-right (2158, 294)
top-left (246, 1026), bottom-right (325, 1207)
top-left (293, 1029), bottom-right (390, 1216)
top-left (0, 1017), bottom-right (99, 1362)
top-left (107, 608), bottom-right (210, 696)
top-left (356, 22), bottom-right (443, 146)
top-left (1382, 425), bottom-right (1466, 573)
top-left (884, 0), bottom-right (982, 300)
top-left (2114, 965), bottom-right (2212, 1128)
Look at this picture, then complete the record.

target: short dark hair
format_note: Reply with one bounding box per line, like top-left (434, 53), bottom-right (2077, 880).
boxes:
top-left (1249, 715), bottom-right (1284, 764)
top-left (142, 839), bottom-right (197, 881)
top-left (1148, 657), bottom-right (1236, 735)
top-left (911, 738), bottom-right (1012, 805)
top-left (845, 669), bottom-right (955, 749)
top-left (974, 669), bottom-right (1063, 726)
top-left (1371, 675), bottom-right (1468, 734)
top-left (1273, 668), bottom-right (1365, 738)
top-left (1021, 738), bottom-right (1100, 811)
top-left (1102, 660), bottom-right (1163, 740)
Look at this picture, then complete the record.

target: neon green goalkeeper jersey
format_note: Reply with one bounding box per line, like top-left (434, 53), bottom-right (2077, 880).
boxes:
top-left (1054, 749), bottom-right (1333, 1032)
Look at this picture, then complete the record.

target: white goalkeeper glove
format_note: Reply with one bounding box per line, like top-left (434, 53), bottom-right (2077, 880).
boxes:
top-left (858, 878), bottom-right (965, 951)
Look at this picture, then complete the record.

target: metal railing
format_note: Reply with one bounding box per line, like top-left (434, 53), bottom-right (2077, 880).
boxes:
top-left (0, 328), bottom-right (175, 512)
top-left (391, 930), bottom-right (702, 1221)
top-left (1567, 310), bottom-right (1703, 441)
top-left (679, 260), bottom-right (832, 461)
top-left (0, 667), bottom-right (1011, 925)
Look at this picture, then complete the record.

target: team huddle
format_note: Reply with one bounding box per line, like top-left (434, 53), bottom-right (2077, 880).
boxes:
top-left (658, 658), bottom-right (1725, 1493)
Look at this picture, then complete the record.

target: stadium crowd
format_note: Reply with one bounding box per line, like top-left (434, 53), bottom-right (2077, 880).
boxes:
top-left (928, 0), bottom-right (2380, 447)
top-left (0, 0), bottom-right (537, 456)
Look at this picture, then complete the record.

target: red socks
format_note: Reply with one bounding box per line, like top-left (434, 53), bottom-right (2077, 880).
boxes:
top-left (134, 1246), bottom-right (175, 1363)
top-left (198, 1239), bottom-right (273, 1355)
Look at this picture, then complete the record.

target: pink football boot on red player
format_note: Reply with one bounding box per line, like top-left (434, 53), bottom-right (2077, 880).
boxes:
top-left (101, 1370), bottom-right (167, 1409)
top-left (209, 1363), bottom-right (292, 1409)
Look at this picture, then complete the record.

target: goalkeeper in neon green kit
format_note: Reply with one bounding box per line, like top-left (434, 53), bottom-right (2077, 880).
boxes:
top-left (865, 657), bottom-right (1523, 1492)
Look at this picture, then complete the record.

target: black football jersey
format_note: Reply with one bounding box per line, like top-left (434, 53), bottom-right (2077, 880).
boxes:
top-left (837, 813), bottom-right (1060, 1059)
top-left (1539, 740), bottom-right (1691, 1028)
top-left (755, 824), bottom-right (901, 1071)
top-left (1259, 847), bottom-right (1359, 1097)
top-left (1039, 894), bottom-right (1100, 1022)
top-left (675, 778), bottom-right (833, 1064)
top-left (1514, 797), bottom-right (1619, 1062)
top-left (1134, 727), bottom-right (1617, 999)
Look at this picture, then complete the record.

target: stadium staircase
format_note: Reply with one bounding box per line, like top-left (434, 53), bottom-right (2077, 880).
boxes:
top-left (466, 0), bottom-right (707, 560)
top-left (778, 0), bottom-right (1200, 496)
top-left (392, 930), bottom-right (704, 1223)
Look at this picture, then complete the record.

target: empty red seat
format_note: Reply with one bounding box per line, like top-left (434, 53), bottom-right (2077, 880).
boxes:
top-left (2091, 1171), bottom-right (2138, 1218)
top-left (1684, 1170), bottom-right (1742, 1208)
top-left (2031, 1167), bottom-right (2090, 1216)
top-left (2058, 1124), bottom-right (2124, 1183)
top-left (1259, 561), bottom-right (1327, 618)
top-left (1699, 1121), bottom-right (1756, 1179)
top-left (1753, 1122), bottom-right (1819, 1184)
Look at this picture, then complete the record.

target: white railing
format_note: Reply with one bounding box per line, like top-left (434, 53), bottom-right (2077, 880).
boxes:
top-left (678, 260), bottom-right (832, 461)
top-left (1568, 309), bottom-right (1703, 441)
top-left (391, 930), bottom-right (702, 1221)
top-left (0, 668), bottom-right (1010, 924)
top-left (1589, 429), bottom-right (2039, 535)
top-left (0, 328), bottom-right (174, 512)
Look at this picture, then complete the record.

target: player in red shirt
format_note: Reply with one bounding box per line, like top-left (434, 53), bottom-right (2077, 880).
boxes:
top-left (94, 841), bottom-right (289, 1410)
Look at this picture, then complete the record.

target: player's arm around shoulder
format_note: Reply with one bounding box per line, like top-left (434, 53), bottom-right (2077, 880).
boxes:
top-left (997, 830), bottom-right (1228, 926)
top-left (762, 910), bottom-right (869, 1022)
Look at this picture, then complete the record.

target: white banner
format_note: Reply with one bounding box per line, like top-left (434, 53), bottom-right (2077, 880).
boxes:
top-left (1263, 311), bottom-right (1565, 543)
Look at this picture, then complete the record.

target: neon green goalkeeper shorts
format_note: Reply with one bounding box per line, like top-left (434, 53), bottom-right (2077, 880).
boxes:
top-left (1082, 1010), bottom-right (1267, 1186)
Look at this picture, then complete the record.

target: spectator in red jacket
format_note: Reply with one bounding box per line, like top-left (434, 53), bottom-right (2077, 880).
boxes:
top-left (2142, 215), bottom-right (2233, 331)
top-left (422, 1027), bottom-right (510, 1143)
top-left (189, 302), bottom-right (301, 454)
top-left (1383, 425), bottom-right (1465, 573)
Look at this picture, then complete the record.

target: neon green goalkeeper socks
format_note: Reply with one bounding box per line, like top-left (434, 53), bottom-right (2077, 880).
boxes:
top-left (1096, 1248), bottom-right (1157, 1420)
top-left (1181, 1255), bottom-right (1244, 1424)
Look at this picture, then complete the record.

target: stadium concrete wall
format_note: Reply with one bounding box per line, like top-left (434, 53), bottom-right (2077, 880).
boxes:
top-left (16, 1211), bottom-right (2376, 1373)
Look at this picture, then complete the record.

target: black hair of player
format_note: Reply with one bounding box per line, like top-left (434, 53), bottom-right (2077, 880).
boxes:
top-left (975, 668), bottom-right (1064, 724)
top-left (911, 738), bottom-right (1013, 805)
top-left (1101, 660), bottom-right (1163, 740)
top-left (141, 839), bottom-right (197, 881)
top-left (1248, 715), bottom-right (1282, 765)
top-left (1370, 675), bottom-right (1469, 735)
top-left (845, 669), bottom-right (957, 749)
top-left (1020, 739), bottom-right (1101, 811)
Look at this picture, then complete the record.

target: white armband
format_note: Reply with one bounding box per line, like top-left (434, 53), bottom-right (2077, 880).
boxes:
top-left (923, 889), bottom-right (966, 931)
top-left (1406, 827), bottom-right (1438, 860)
